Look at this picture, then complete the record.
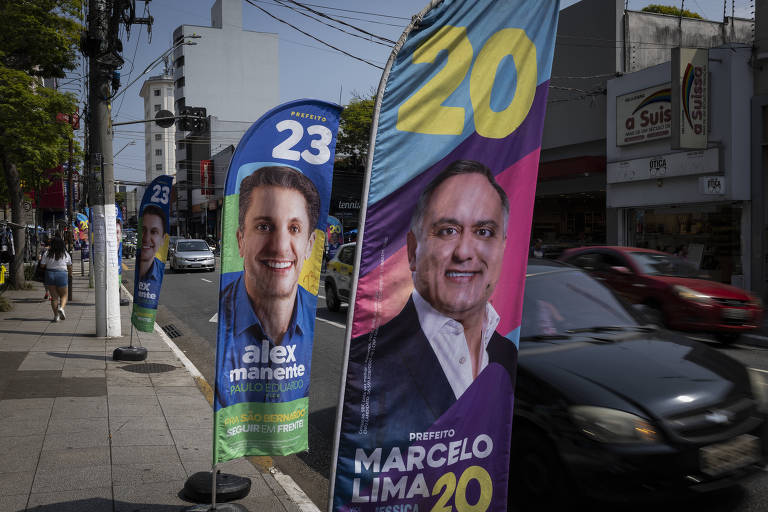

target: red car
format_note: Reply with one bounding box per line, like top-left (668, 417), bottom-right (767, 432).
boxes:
top-left (559, 246), bottom-right (763, 343)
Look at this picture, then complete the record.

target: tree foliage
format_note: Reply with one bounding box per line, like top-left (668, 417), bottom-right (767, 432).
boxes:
top-left (0, 0), bottom-right (82, 287)
top-left (641, 4), bottom-right (703, 19)
top-left (336, 93), bottom-right (375, 173)
top-left (0, 0), bottom-right (83, 77)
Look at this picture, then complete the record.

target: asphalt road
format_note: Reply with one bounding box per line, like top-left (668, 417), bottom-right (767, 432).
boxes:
top-left (122, 259), bottom-right (768, 511)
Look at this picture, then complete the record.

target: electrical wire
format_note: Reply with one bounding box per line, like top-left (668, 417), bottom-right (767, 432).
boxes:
top-left (272, 0), bottom-right (393, 47)
top-left (244, 0), bottom-right (384, 70)
top-left (280, 0), bottom-right (396, 44)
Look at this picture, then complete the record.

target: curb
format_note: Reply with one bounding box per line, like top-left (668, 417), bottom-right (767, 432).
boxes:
top-left (119, 283), bottom-right (320, 512)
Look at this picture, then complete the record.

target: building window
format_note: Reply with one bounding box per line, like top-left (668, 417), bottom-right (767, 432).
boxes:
top-left (175, 56), bottom-right (184, 68)
top-left (155, 149), bottom-right (162, 156)
top-left (175, 77), bottom-right (185, 89)
top-left (154, 134), bottom-right (162, 141)
top-left (154, 104), bottom-right (161, 112)
top-left (177, 142), bottom-right (185, 150)
top-left (156, 164), bottom-right (163, 171)
top-left (153, 89), bottom-right (160, 96)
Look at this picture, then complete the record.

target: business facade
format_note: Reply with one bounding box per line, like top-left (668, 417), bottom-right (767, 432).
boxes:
top-left (534, 0), bottom-right (752, 253)
top-left (606, 46), bottom-right (752, 287)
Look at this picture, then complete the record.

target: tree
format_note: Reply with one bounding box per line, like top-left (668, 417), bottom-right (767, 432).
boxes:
top-left (641, 4), bottom-right (703, 19)
top-left (0, 0), bottom-right (82, 288)
top-left (336, 93), bottom-right (375, 173)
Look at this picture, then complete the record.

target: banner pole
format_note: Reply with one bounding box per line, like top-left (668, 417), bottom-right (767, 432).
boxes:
top-left (210, 466), bottom-right (217, 509)
top-left (325, 3), bottom-right (441, 511)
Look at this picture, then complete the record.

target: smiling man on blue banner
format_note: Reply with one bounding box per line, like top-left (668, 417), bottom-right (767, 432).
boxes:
top-left (131, 175), bottom-right (173, 332)
top-left (214, 99), bottom-right (341, 461)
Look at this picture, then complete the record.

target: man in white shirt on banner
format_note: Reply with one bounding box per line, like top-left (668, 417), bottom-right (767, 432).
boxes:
top-left (344, 160), bottom-right (518, 446)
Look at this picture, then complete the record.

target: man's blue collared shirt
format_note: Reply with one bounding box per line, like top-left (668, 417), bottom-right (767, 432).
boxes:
top-left (215, 273), bottom-right (316, 410)
top-left (135, 257), bottom-right (164, 309)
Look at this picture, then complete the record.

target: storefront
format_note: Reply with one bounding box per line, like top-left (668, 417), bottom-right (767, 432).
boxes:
top-left (606, 46), bottom-right (752, 288)
top-left (625, 203), bottom-right (744, 285)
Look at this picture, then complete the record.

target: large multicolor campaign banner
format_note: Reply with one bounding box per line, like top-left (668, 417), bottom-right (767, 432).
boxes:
top-left (331, 1), bottom-right (558, 510)
top-left (214, 99), bottom-right (341, 461)
top-left (131, 175), bottom-right (172, 332)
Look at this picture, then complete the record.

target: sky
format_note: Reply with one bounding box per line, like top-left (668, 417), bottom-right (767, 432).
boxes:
top-left (61, 0), bottom-right (755, 186)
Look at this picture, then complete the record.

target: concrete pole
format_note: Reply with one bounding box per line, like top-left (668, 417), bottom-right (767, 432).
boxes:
top-left (88, 0), bottom-right (121, 337)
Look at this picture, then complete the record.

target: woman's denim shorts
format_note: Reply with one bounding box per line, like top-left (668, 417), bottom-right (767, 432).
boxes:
top-left (45, 270), bottom-right (68, 287)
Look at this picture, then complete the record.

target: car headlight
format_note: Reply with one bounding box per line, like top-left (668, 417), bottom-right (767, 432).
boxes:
top-left (748, 368), bottom-right (768, 413)
top-left (673, 285), bottom-right (713, 305)
top-left (570, 406), bottom-right (659, 443)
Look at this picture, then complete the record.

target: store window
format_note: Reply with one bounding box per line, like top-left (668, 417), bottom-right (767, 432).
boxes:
top-left (627, 204), bottom-right (742, 284)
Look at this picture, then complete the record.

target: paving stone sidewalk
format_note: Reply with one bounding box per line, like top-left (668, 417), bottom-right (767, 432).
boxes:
top-left (0, 259), bottom-right (307, 512)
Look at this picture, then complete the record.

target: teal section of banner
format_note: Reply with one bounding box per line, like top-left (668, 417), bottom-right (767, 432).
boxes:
top-left (130, 303), bottom-right (156, 333)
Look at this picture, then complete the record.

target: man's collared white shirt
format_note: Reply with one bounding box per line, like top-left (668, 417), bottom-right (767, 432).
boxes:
top-left (412, 289), bottom-right (501, 400)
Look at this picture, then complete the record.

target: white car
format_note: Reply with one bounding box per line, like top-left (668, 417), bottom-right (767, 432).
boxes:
top-left (324, 242), bottom-right (355, 311)
top-left (169, 239), bottom-right (216, 272)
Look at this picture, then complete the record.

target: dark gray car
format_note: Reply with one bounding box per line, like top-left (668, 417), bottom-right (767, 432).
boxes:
top-left (169, 239), bottom-right (215, 272)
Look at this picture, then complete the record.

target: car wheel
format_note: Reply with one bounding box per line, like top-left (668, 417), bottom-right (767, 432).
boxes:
top-left (509, 427), bottom-right (569, 510)
top-left (326, 281), bottom-right (341, 312)
top-left (714, 332), bottom-right (741, 344)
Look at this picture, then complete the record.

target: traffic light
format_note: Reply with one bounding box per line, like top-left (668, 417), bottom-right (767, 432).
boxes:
top-left (178, 106), bottom-right (207, 133)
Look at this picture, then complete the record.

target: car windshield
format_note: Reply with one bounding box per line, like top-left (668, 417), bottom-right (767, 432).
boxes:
top-left (521, 269), bottom-right (640, 339)
top-left (628, 251), bottom-right (700, 278)
top-left (177, 241), bottom-right (209, 252)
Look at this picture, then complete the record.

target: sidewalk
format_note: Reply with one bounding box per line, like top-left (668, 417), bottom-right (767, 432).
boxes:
top-left (0, 260), bottom-right (315, 512)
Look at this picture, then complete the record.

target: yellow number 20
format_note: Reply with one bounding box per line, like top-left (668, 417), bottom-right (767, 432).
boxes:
top-left (396, 26), bottom-right (537, 140)
top-left (430, 466), bottom-right (493, 512)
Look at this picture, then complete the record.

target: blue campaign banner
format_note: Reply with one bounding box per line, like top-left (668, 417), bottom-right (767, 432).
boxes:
top-left (214, 99), bottom-right (342, 460)
top-left (131, 175), bottom-right (173, 332)
top-left (331, 1), bottom-right (559, 511)
top-left (115, 203), bottom-right (123, 279)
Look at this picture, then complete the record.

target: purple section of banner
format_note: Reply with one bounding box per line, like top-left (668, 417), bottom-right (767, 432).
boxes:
top-left (358, 81), bottom-right (550, 279)
top-left (342, 364), bottom-right (514, 511)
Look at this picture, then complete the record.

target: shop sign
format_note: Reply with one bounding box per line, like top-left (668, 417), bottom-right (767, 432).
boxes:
top-left (336, 199), bottom-right (360, 211)
top-left (699, 175), bottom-right (725, 195)
top-left (607, 148), bottom-right (718, 184)
top-left (671, 47), bottom-right (708, 150)
top-left (616, 84), bottom-right (671, 146)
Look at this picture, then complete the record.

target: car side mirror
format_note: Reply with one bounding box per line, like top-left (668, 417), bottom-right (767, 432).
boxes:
top-left (610, 265), bottom-right (631, 275)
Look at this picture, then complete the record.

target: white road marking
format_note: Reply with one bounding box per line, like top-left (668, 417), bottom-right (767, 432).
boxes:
top-left (686, 336), bottom-right (713, 343)
top-left (209, 313), bottom-right (218, 323)
top-left (318, 294), bottom-right (326, 300)
top-left (745, 333), bottom-right (768, 341)
top-left (316, 317), bottom-right (345, 329)
top-left (749, 367), bottom-right (768, 374)
top-left (201, 278), bottom-right (213, 283)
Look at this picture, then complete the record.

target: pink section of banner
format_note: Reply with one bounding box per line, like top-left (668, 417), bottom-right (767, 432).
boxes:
top-left (351, 148), bottom-right (541, 339)
top-left (490, 148), bottom-right (541, 336)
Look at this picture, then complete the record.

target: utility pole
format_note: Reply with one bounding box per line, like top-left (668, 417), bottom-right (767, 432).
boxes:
top-left (86, 0), bottom-right (121, 337)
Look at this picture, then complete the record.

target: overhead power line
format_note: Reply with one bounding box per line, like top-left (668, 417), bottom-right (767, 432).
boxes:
top-left (272, 0), bottom-right (393, 47)
top-left (244, 0), bottom-right (384, 69)
top-left (280, 0), bottom-right (396, 45)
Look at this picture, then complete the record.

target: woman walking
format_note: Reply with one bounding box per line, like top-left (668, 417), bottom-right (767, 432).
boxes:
top-left (39, 237), bottom-right (71, 321)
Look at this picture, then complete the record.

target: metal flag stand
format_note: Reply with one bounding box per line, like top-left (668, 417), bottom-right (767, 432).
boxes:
top-left (112, 308), bottom-right (147, 361)
top-left (184, 466), bottom-right (249, 511)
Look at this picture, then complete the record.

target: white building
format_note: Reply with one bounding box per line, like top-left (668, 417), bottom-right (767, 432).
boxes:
top-left (138, 74), bottom-right (176, 184)
top-left (171, 0), bottom-right (279, 236)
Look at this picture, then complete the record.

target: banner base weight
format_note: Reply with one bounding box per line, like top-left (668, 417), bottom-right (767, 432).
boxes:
top-left (183, 472), bottom-right (251, 503)
top-left (112, 346), bottom-right (147, 361)
top-left (184, 504), bottom-right (248, 512)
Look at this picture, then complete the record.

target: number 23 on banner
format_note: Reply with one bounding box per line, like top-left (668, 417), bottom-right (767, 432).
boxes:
top-left (397, 26), bottom-right (537, 139)
top-left (272, 120), bottom-right (333, 165)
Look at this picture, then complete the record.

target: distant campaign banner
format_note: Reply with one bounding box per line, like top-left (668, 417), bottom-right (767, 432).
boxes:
top-left (214, 99), bottom-right (341, 461)
top-left (331, 1), bottom-right (558, 511)
top-left (131, 175), bottom-right (172, 332)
